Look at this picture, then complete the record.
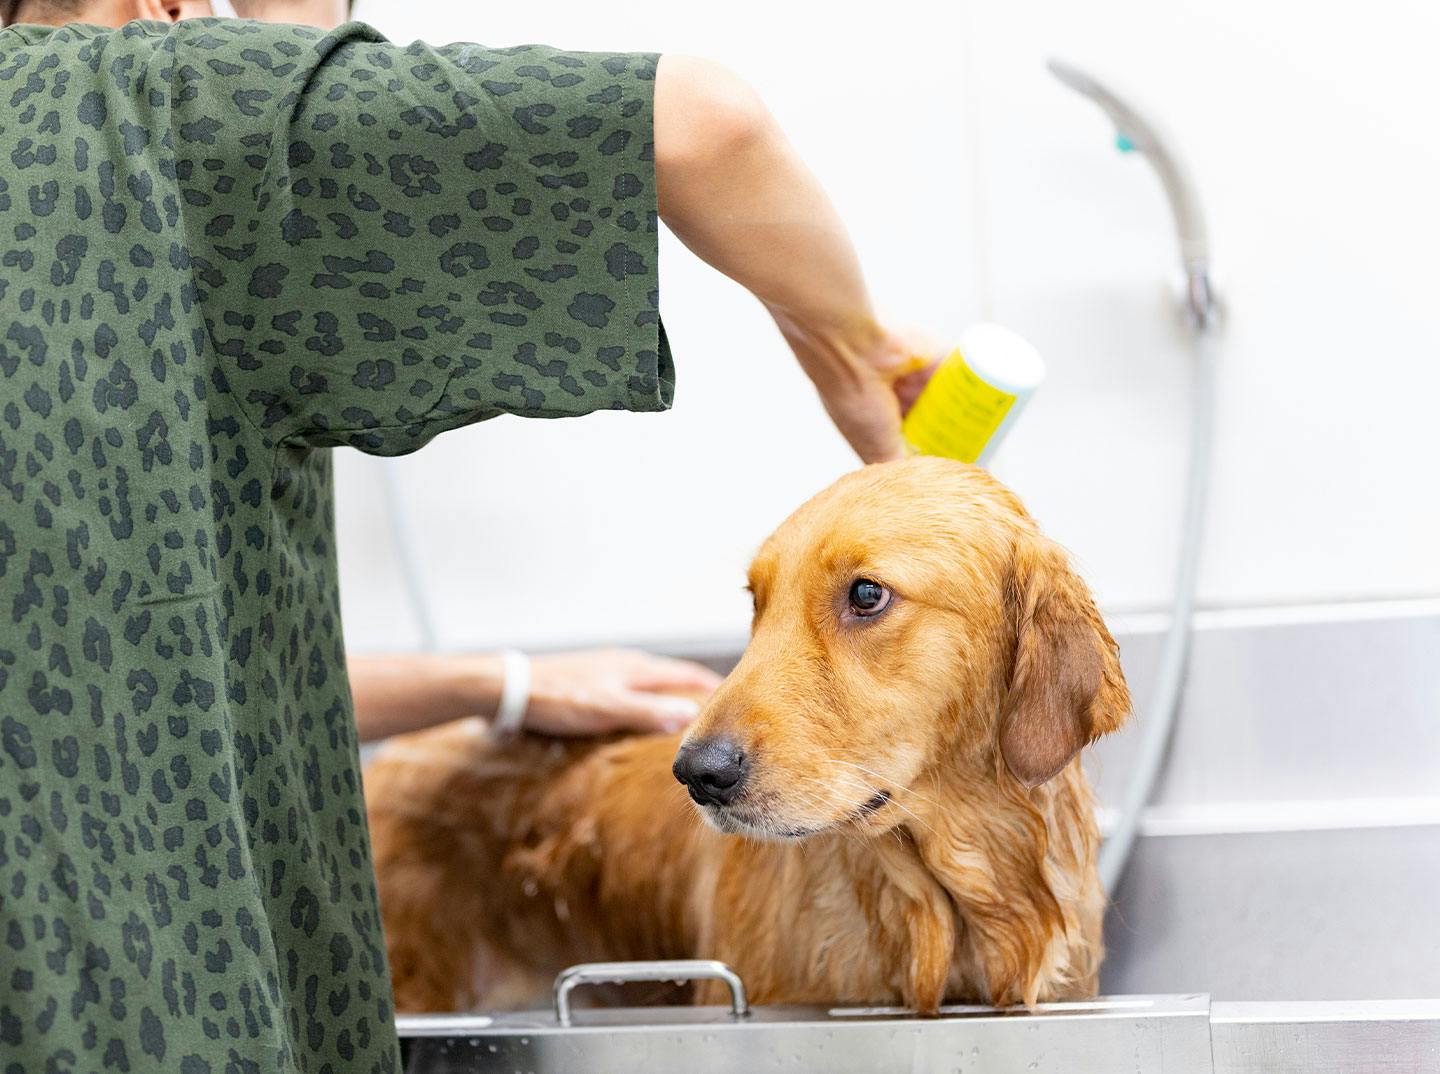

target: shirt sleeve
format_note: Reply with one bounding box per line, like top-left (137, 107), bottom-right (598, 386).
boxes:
top-left (174, 21), bottom-right (672, 455)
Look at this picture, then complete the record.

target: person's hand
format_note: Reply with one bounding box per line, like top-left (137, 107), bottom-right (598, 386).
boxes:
top-left (521, 648), bottom-right (723, 737)
top-left (777, 317), bottom-right (945, 464)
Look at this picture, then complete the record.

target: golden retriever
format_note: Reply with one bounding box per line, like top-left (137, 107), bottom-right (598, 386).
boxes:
top-left (363, 457), bottom-right (1130, 1013)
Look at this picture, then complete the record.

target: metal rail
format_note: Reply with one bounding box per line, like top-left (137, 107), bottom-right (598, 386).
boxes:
top-left (396, 962), bottom-right (1440, 1072)
top-left (1211, 1000), bottom-right (1440, 1074)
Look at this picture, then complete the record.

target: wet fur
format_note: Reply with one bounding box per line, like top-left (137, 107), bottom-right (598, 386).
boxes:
top-left (364, 458), bottom-right (1131, 1012)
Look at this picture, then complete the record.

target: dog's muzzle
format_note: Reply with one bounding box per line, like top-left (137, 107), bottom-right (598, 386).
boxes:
top-left (672, 736), bottom-right (750, 807)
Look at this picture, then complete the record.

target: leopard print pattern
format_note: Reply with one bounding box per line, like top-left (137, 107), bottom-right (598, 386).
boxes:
top-left (0, 17), bottom-right (665, 1072)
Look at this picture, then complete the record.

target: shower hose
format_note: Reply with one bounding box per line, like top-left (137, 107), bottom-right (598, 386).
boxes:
top-left (1098, 295), bottom-right (1218, 893)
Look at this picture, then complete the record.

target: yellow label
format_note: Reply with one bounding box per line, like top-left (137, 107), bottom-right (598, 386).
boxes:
top-left (901, 347), bottom-right (1017, 464)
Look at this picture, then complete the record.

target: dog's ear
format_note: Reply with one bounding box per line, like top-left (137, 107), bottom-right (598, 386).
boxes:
top-left (999, 532), bottom-right (1131, 788)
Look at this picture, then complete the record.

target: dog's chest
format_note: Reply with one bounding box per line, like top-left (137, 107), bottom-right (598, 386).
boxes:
top-left (702, 841), bottom-right (920, 1005)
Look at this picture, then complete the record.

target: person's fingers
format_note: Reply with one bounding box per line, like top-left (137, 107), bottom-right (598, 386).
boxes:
top-left (627, 655), bottom-right (723, 693)
top-left (849, 397), bottom-right (907, 462)
top-left (601, 691), bottom-right (702, 734)
top-left (892, 361), bottom-right (938, 414)
top-left (872, 323), bottom-right (946, 416)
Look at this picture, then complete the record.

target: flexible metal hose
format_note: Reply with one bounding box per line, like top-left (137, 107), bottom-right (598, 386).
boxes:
top-left (1098, 284), bottom-right (1217, 893)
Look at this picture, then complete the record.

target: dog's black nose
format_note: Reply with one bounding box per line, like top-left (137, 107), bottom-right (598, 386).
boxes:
top-left (672, 737), bottom-right (749, 807)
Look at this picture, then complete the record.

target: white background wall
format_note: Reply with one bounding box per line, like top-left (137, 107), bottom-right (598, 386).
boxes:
top-left (338, 0), bottom-right (1440, 654)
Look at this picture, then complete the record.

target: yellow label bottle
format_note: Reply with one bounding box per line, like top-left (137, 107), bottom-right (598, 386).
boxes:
top-left (902, 323), bottom-right (1046, 465)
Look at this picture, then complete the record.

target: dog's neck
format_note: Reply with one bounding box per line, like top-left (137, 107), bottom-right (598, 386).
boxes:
top-left (873, 760), bottom-right (1101, 1009)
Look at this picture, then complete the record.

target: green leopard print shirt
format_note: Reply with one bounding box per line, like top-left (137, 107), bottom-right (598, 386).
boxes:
top-left (0, 18), bottom-right (669, 1073)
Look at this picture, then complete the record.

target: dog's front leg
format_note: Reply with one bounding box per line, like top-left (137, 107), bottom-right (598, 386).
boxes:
top-left (901, 900), bottom-right (955, 1014)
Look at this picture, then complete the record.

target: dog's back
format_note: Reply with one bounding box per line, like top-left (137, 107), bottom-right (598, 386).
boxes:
top-left (365, 720), bottom-right (707, 1010)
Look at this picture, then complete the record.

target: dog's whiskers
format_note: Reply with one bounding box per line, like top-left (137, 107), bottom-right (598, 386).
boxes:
top-left (821, 770), bottom-right (936, 836)
top-left (829, 759), bottom-right (943, 811)
top-left (780, 775), bottom-right (906, 848)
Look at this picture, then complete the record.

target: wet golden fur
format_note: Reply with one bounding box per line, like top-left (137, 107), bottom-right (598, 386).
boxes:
top-left (364, 457), bottom-right (1131, 1013)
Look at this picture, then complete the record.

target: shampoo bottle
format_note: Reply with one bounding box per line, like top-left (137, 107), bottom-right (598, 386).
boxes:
top-left (901, 323), bottom-right (1046, 465)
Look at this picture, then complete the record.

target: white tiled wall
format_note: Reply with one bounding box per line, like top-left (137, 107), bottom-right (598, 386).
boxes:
top-left (337, 0), bottom-right (1440, 653)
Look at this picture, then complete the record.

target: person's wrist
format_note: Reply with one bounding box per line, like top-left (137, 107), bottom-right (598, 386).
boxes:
top-left (775, 312), bottom-right (913, 463)
top-left (775, 310), bottom-right (921, 411)
top-left (439, 653), bottom-right (504, 718)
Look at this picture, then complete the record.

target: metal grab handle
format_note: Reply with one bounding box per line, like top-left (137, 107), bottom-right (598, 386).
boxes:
top-left (553, 959), bottom-right (749, 1026)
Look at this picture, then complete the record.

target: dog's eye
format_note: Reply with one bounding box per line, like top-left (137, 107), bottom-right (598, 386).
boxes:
top-left (848, 578), bottom-right (891, 617)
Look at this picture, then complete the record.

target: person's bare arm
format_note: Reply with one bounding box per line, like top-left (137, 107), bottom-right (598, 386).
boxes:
top-left (654, 55), bottom-right (933, 463)
top-left (348, 649), bottom-right (721, 742)
top-left (347, 58), bottom-right (922, 745)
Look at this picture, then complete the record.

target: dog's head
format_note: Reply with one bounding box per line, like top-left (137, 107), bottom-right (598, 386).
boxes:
top-left (672, 456), bottom-right (1130, 840)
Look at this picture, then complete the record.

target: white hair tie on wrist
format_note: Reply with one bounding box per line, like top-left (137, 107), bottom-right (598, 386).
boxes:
top-left (493, 649), bottom-right (530, 736)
